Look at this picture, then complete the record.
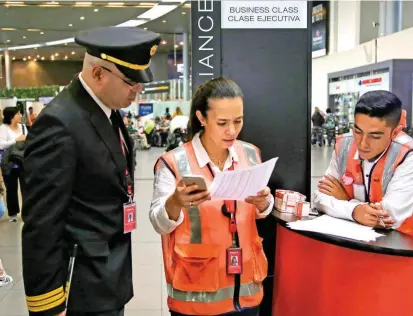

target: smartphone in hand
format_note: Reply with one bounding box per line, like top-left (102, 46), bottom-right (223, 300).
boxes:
top-left (182, 175), bottom-right (208, 192)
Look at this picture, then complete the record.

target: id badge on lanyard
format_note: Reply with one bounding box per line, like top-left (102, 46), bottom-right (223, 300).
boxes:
top-left (123, 174), bottom-right (136, 234)
top-left (207, 162), bottom-right (243, 275)
top-left (119, 128), bottom-right (136, 234)
top-left (224, 200), bottom-right (243, 275)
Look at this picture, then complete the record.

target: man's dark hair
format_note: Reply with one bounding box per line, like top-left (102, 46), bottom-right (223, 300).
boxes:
top-left (355, 90), bottom-right (402, 128)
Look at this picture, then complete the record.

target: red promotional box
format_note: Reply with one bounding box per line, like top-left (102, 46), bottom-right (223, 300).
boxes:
top-left (275, 189), bottom-right (306, 213)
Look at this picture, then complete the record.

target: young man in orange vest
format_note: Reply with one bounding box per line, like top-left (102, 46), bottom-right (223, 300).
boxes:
top-left (313, 90), bottom-right (413, 236)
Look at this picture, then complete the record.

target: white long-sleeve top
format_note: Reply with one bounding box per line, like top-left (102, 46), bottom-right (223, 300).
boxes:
top-left (0, 124), bottom-right (27, 150)
top-left (149, 133), bottom-right (274, 235)
top-left (312, 150), bottom-right (413, 228)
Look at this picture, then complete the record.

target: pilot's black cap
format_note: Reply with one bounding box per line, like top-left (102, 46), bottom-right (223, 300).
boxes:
top-left (75, 27), bottom-right (161, 83)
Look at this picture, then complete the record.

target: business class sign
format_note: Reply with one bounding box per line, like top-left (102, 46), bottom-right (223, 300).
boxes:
top-left (221, 1), bottom-right (307, 29)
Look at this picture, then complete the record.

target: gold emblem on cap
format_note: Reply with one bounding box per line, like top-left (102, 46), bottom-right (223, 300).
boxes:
top-left (150, 45), bottom-right (158, 56)
top-left (100, 52), bottom-right (150, 70)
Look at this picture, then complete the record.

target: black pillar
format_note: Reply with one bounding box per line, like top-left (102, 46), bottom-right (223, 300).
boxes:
top-left (192, 2), bottom-right (312, 315)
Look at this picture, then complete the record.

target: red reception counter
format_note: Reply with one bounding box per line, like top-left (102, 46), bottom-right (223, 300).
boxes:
top-left (271, 210), bottom-right (413, 316)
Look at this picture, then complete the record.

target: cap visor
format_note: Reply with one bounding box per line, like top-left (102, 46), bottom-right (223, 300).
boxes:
top-left (117, 65), bottom-right (154, 84)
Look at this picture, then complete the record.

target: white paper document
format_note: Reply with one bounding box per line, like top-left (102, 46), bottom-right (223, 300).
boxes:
top-left (287, 215), bottom-right (385, 242)
top-left (209, 158), bottom-right (278, 200)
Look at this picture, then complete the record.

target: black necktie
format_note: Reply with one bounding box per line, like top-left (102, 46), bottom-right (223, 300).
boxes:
top-left (110, 110), bottom-right (121, 140)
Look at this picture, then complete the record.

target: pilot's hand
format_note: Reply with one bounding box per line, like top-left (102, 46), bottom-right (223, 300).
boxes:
top-left (245, 186), bottom-right (271, 212)
top-left (318, 175), bottom-right (350, 201)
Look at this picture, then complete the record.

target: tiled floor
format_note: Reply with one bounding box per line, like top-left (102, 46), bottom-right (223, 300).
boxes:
top-left (0, 145), bottom-right (333, 315)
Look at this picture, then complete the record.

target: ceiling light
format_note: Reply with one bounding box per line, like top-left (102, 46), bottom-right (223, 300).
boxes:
top-left (0, 28), bottom-right (16, 31)
top-left (23, 57), bottom-right (26, 61)
top-left (40, 1), bottom-right (60, 6)
top-left (75, 1), bottom-right (92, 5)
top-left (161, 40), bottom-right (167, 45)
top-left (69, 24), bottom-right (73, 27)
top-left (34, 47), bottom-right (37, 50)
top-left (162, 20), bottom-right (166, 23)
top-left (65, 56), bottom-right (68, 59)
top-left (94, 8), bottom-right (98, 12)
top-left (144, 27), bottom-right (147, 30)
top-left (139, 2), bottom-right (156, 5)
top-left (46, 38), bottom-right (75, 46)
top-left (182, 11), bottom-right (186, 15)
top-left (80, 16), bottom-right (85, 20)
top-left (108, 2), bottom-right (124, 5)
top-left (179, 41), bottom-right (184, 46)
top-left (28, 56), bottom-right (31, 59)
top-left (12, 57), bottom-right (15, 60)
top-left (37, 55), bottom-right (40, 58)
top-left (41, 57), bottom-right (45, 60)
top-left (55, 53), bottom-right (59, 56)
top-left (138, 4), bottom-right (176, 20)
top-left (40, 32), bottom-right (44, 35)
top-left (6, 40), bottom-right (10, 43)
top-left (71, 51), bottom-right (75, 55)
top-left (27, 29), bottom-right (41, 32)
top-left (34, 59), bottom-right (37, 62)
top-left (6, 1), bottom-right (24, 4)
top-left (116, 20), bottom-right (146, 27)
top-left (174, 44), bottom-right (178, 48)
top-left (22, 36), bottom-right (26, 39)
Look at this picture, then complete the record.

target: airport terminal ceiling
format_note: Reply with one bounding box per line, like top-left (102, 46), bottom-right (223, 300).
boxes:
top-left (0, 0), bottom-right (191, 61)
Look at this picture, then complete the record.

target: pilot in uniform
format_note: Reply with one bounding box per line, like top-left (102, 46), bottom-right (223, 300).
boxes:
top-left (21, 27), bottom-right (161, 316)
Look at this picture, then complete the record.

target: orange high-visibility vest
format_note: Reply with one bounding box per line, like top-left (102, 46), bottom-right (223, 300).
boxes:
top-left (154, 140), bottom-right (268, 315)
top-left (335, 132), bottom-right (413, 236)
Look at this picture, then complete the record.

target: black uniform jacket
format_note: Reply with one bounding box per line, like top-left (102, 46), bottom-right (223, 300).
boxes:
top-left (22, 76), bottom-right (134, 316)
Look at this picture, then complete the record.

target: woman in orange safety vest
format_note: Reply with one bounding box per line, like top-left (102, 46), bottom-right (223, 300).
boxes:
top-left (150, 77), bottom-right (274, 316)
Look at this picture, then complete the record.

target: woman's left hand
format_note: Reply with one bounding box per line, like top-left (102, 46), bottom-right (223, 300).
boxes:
top-left (245, 187), bottom-right (271, 212)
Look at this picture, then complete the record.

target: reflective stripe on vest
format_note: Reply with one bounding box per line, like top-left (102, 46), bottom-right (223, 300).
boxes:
top-left (239, 141), bottom-right (259, 166)
top-left (172, 146), bottom-right (202, 244)
top-left (173, 146), bottom-right (192, 176)
top-left (167, 282), bottom-right (262, 303)
top-left (336, 134), bottom-right (353, 177)
top-left (336, 134), bottom-right (410, 196)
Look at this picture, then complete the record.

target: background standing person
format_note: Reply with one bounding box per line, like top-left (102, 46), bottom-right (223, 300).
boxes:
top-left (21, 27), bottom-right (161, 316)
top-left (0, 107), bottom-right (27, 222)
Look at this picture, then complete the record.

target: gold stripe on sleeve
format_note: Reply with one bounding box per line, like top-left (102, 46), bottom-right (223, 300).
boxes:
top-left (26, 286), bottom-right (64, 302)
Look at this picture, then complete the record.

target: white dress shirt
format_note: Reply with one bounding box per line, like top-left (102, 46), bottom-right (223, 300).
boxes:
top-left (312, 149), bottom-right (413, 228)
top-left (79, 73), bottom-right (111, 120)
top-left (149, 133), bottom-right (275, 235)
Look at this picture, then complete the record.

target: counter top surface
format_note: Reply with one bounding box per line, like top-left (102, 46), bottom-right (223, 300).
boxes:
top-left (272, 210), bottom-right (413, 257)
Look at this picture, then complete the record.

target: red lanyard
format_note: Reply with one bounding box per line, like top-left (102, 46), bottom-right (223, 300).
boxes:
top-left (208, 162), bottom-right (237, 244)
top-left (118, 129), bottom-right (133, 198)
